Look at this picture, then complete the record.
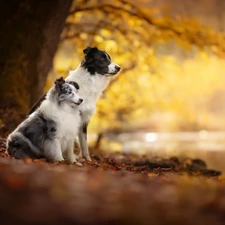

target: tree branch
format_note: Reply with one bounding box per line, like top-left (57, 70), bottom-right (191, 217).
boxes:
top-left (68, 1), bottom-right (225, 54)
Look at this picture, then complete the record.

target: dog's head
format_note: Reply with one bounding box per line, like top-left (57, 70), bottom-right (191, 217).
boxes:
top-left (54, 77), bottom-right (83, 106)
top-left (81, 47), bottom-right (121, 76)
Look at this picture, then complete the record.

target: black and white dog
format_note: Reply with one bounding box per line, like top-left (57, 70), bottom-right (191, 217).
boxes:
top-left (7, 77), bottom-right (83, 163)
top-left (29, 47), bottom-right (121, 161)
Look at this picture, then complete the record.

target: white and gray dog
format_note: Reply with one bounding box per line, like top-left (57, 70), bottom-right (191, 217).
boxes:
top-left (28, 47), bottom-right (121, 161)
top-left (7, 77), bottom-right (83, 163)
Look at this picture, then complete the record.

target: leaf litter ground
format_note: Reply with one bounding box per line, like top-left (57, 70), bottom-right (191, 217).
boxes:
top-left (0, 137), bottom-right (225, 225)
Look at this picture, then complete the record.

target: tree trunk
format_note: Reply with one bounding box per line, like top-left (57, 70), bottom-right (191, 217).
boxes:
top-left (0, 0), bottom-right (72, 113)
top-left (95, 133), bottom-right (104, 150)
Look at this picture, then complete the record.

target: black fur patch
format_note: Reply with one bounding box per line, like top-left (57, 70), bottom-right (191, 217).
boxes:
top-left (55, 77), bottom-right (65, 86)
top-left (7, 136), bottom-right (38, 159)
top-left (68, 81), bottom-right (79, 90)
top-left (20, 112), bottom-right (57, 151)
top-left (82, 47), bottom-right (111, 75)
top-left (83, 47), bottom-right (92, 55)
top-left (7, 112), bottom-right (57, 160)
top-left (82, 123), bottom-right (88, 134)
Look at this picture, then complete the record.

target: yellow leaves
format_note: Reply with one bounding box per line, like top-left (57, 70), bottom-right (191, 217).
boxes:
top-left (104, 40), bottom-right (118, 52)
top-left (100, 29), bottom-right (111, 37)
top-left (94, 35), bottom-right (104, 43)
top-left (91, 48), bottom-right (225, 133)
top-left (101, 140), bottom-right (122, 153)
top-left (66, 0), bottom-right (225, 56)
top-left (47, 0), bottom-right (225, 134)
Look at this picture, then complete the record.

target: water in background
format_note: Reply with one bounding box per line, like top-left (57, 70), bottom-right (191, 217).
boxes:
top-left (97, 131), bottom-right (225, 172)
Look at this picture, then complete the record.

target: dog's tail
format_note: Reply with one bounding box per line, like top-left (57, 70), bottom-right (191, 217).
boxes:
top-left (6, 134), bottom-right (33, 159)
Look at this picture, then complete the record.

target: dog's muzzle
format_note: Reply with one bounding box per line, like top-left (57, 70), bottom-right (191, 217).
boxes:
top-left (74, 98), bottom-right (83, 105)
top-left (109, 65), bottom-right (121, 75)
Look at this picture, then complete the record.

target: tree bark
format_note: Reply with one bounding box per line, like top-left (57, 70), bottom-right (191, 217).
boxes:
top-left (0, 0), bottom-right (72, 113)
top-left (95, 133), bottom-right (104, 150)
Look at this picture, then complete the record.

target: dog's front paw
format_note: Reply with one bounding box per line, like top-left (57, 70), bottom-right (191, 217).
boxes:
top-left (67, 156), bottom-right (77, 164)
top-left (74, 151), bottom-right (83, 160)
top-left (74, 152), bottom-right (92, 161)
top-left (74, 161), bottom-right (83, 166)
top-left (84, 155), bottom-right (92, 161)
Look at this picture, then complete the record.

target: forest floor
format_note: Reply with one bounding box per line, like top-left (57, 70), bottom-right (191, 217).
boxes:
top-left (0, 137), bottom-right (225, 225)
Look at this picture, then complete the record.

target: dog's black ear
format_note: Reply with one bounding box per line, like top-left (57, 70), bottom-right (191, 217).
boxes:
top-left (83, 47), bottom-right (91, 55)
top-left (54, 77), bottom-right (65, 87)
top-left (83, 47), bottom-right (99, 55)
top-left (68, 81), bottom-right (79, 90)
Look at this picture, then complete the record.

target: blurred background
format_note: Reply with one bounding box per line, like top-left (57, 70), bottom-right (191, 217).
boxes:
top-left (1, 0), bottom-right (225, 170)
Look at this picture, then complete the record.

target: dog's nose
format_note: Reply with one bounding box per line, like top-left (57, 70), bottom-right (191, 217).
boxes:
top-left (79, 98), bottom-right (83, 104)
top-left (115, 65), bottom-right (121, 72)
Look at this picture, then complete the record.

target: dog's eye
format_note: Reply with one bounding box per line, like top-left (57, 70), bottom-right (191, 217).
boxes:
top-left (101, 55), bottom-right (107, 61)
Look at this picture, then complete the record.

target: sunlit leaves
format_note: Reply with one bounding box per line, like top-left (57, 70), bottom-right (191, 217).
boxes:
top-left (48, 0), bottom-right (225, 134)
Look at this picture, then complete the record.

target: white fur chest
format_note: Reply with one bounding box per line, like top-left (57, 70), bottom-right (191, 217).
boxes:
top-left (41, 101), bottom-right (80, 150)
top-left (66, 67), bottom-right (110, 123)
top-left (57, 108), bottom-right (79, 137)
top-left (57, 110), bottom-right (79, 151)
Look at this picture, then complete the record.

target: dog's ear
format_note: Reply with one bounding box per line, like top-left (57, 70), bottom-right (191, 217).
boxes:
top-left (68, 81), bottom-right (79, 90)
top-left (83, 47), bottom-right (91, 55)
top-left (54, 77), bottom-right (65, 92)
top-left (83, 47), bottom-right (99, 55)
top-left (54, 77), bottom-right (65, 86)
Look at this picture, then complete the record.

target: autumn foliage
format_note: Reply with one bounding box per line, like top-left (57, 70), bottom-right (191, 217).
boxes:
top-left (42, 0), bottom-right (225, 144)
top-left (1, 1), bottom-right (225, 224)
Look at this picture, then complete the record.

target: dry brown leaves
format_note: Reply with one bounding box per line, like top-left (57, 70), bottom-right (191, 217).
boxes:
top-left (0, 138), bottom-right (224, 225)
